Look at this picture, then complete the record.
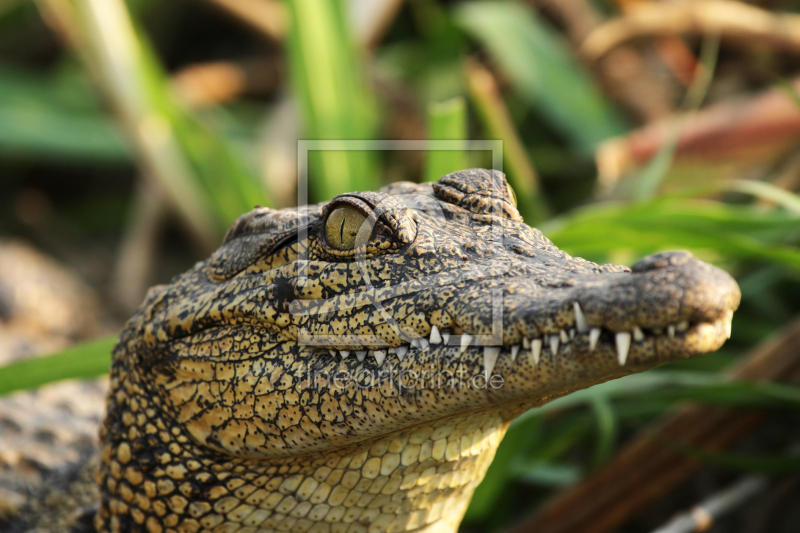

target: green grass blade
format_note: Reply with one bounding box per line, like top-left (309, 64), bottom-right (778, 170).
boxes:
top-left (464, 59), bottom-right (549, 224)
top-left (48, 0), bottom-right (271, 243)
top-left (463, 416), bottom-right (540, 522)
top-left (285, 0), bottom-right (379, 200)
top-left (425, 97), bottom-right (468, 182)
top-left (455, 1), bottom-right (626, 152)
top-left (0, 336), bottom-right (115, 396)
top-left (590, 395), bottom-right (617, 468)
top-left (544, 198), bottom-right (800, 270)
top-left (666, 442), bottom-right (800, 474)
top-left (634, 33), bottom-right (720, 201)
top-left (0, 64), bottom-right (130, 162)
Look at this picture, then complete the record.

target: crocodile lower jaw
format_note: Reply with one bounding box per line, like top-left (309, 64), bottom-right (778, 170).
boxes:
top-left (315, 303), bottom-right (735, 375)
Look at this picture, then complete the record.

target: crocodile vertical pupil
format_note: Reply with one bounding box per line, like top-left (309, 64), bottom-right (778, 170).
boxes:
top-left (325, 205), bottom-right (368, 250)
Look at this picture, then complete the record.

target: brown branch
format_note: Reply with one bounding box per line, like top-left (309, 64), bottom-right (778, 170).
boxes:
top-left (504, 319), bottom-right (800, 533)
top-left (584, 1), bottom-right (800, 60)
top-left (595, 78), bottom-right (800, 186)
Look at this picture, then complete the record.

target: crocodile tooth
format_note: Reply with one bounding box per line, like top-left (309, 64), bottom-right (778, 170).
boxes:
top-left (573, 302), bottom-right (589, 333)
top-left (419, 338), bottom-right (430, 351)
top-left (356, 350), bottom-right (367, 362)
top-left (523, 337), bottom-right (531, 349)
top-left (696, 322), bottom-right (716, 338)
top-left (329, 350), bottom-right (337, 358)
top-left (569, 328), bottom-right (576, 340)
top-left (460, 334), bottom-right (473, 353)
top-left (632, 326), bottom-right (644, 342)
top-left (676, 320), bottom-right (689, 332)
top-left (667, 325), bottom-right (676, 338)
top-left (430, 326), bottom-right (442, 344)
top-left (484, 347), bottom-right (501, 378)
top-left (589, 328), bottom-right (601, 351)
top-left (560, 330), bottom-right (569, 344)
top-left (442, 331), bottom-right (451, 345)
top-left (340, 350), bottom-right (350, 359)
top-left (395, 345), bottom-right (408, 361)
top-left (411, 338), bottom-right (422, 350)
top-left (724, 310), bottom-right (733, 339)
top-left (373, 350), bottom-right (386, 365)
top-left (510, 344), bottom-right (520, 362)
top-left (531, 339), bottom-right (542, 364)
top-left (549, 335), bottom-right (560, 355)
top-left (616, 332), bottom-right (631, 365)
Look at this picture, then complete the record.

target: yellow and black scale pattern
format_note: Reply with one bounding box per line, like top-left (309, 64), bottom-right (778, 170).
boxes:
top-left (96, 169), bottom-right (741, 532)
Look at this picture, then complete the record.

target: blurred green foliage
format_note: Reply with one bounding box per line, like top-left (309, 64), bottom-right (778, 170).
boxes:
top-left (1, 0), bottom-right (800, 531)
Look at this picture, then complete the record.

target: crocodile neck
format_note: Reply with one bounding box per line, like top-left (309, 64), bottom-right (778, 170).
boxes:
top-left (99, 361), bottom-right (511, 532)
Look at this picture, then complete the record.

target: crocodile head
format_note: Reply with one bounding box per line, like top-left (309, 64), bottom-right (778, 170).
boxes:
top-left (98, 169), bottom-right (739, 532)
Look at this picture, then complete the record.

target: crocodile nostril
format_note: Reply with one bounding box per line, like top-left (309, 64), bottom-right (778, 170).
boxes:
top-left (631, 251), bottom-right (693, 273)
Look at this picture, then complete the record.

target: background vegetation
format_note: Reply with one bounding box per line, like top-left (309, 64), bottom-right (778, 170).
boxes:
top-left (2, 0), bottom-right (800, 531)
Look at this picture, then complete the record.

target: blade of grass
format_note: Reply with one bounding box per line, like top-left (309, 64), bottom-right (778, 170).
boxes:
top-left (634, 32), bottom-right (720, 201)
top-left (666, 442), bottom-right (800, 474)
top-left (464, 58), bottom-right (548, 224)
top-left (463, 415), bottom-right (540, 522)
top-left (424, 96), bottom-right (467, 182)
top-left (37, 0), bottom-right (271, 247)
top-left (455, 1), bottom-right (626, 152)
top-left (0, 336), bottom-right (115, 396)
top-left (514, 371), bottom-right (800, 427)
top-left (590, 395), bottom-right (617, 469)
top-left (0, 64), bottom-right (130, 162)
top-left (544, 198), bottom-right (800, 270)
top-left (285, 0), bottom-right (379, 201)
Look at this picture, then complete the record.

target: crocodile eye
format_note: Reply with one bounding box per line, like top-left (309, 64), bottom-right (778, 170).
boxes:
top-left (324, 205), bottom-right (369, 250)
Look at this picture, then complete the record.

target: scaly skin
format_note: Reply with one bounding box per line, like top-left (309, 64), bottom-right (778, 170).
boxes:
top-left (96, 169), bottom-right (740, 533)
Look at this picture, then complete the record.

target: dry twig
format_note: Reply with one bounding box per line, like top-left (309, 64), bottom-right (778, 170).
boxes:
top-left (584, 1), bottom-right (800, 60)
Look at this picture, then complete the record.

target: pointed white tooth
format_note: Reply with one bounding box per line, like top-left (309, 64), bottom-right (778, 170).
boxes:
top-left (429, 326), bottom-right (442, 344)
top-left (549, 335), bottom-right (560, 355)
top-left (569, 328), bottom-right (576, 340)
top-left (616, 332), bottom-right (631, 365)
top-left (589, 328), bottom-right (601, 351)
top-left (442, 331), bottom-right (451, 344)
top-left (374, 350), bottom-right (386, 365)
top-left (411, 338), bottom-right (422, 350)
top-left (724, 310), bottom-right (733, 339)
top-left (396, 345), bottom-right (408, 361)
top-left (340, 350), bottom-right (350, 359)
top-left (633, 326), bottom-right (644, 342)
top-left (523, 337), bottom-right (531, 349)
top-left (667, 325), bottom-right (676, 338)
top-left (419, 338), bottom-right (429, 351)
top-left (676, 321), bottom-right (689, 332)
top-left (510, 344), bottom-right (520, 362)
top-left (696, 322), bottom-right (716, 338)
top-left (560, 330), bottom-right (569, 344)
top-left (484, 347), bottom-right (501, 378)
top-left (460, 334), bottom-right (473, 353)
top-left (531, 339), bottom-right (542, 364)
top-left (329, 349), bottom-right (337, 357)
top-left (573, 302), bottom-right (589, 333)
top-left (356, 350), bottom-right (367, 362)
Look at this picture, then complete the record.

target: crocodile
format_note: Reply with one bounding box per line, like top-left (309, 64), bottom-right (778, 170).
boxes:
top-left (94, 169), bottom-right (739, 533)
